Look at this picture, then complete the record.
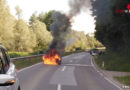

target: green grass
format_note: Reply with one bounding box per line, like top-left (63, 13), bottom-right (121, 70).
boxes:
top-left (114, 75), bottom-right (130, 86)
top-left (13, 57), bottom-right (42, 70)
top-left (9, 52), bottom-right (31, 58)
top-left (94, 52), bottom-right (130, 72)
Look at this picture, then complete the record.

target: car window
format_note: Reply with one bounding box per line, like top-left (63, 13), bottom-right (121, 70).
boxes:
top-left (1, 49), bottom-right (10, 65)
top-left (0, 50), bottom-right (5, 74)
top-left (0, 48), bottom-right (9, 73)
top-left (0, 59), bottom-right (4, 74)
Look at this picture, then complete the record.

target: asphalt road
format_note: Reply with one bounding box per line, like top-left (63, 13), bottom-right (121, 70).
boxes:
top-left (18, 52), bottom-right (122, 90)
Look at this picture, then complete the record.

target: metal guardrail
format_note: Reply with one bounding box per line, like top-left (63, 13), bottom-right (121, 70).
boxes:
top-left (11, 54), bottom-right (44, 61)
top-left (10, 50), bottom-right (93, 62)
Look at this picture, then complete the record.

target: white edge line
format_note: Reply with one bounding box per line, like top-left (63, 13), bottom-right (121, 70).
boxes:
top-left (62, 66), bottom-right (66, 71)
top-left (18, 62), bottom-right (42, 73)
top-left (91, 56), bottom-right (123, 90)
top-left (57, 84), bottom-right (61, 90)
top-left (91, 57), bottom-right (94, 67)
top-left (104, 77), bottom-right (123, 90)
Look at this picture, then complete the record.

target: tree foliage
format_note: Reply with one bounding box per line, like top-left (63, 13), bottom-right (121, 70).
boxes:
top-left (65, 30), bottom-right (103, 51)
top-left (0, 0), bottom-right (53, 52)
top-left (0, 0), bottom-right (15, 50)
top-left (30, 17), bottom-right (52, 50)
top-left (38, 10), bottom-right (54, 31)
top-left (92, 0), bottom-right (130, 54)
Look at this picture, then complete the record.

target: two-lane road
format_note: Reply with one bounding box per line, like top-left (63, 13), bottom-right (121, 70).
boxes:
top-left (18, 52), bottom-right (122, 90)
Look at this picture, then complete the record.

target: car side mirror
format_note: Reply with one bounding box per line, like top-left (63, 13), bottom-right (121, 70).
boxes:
top-left (0, 74), bottom-right (15, 86)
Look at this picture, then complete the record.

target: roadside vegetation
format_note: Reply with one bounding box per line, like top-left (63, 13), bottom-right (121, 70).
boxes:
top-left (13, 57), bottom-right (42, 70)
top-left (92, 0), bottom-right (130, 86)
top-left (94, 52), bottom-right (130, 72)
top-left (9, 52), bottom-right (30, 58)
top-left (114, 75), bottom-right (130, 86)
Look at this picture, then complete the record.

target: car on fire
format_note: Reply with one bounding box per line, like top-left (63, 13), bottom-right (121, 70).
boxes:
top-left (0, 45), bottom-right (20, 90)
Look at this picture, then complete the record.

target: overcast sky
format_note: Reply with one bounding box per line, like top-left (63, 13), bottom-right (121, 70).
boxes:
top-left (7, 0), bottom-right (95, 34)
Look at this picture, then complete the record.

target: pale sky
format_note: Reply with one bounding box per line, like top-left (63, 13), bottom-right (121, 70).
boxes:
top-left (7, 0), bottom-right (95, 34)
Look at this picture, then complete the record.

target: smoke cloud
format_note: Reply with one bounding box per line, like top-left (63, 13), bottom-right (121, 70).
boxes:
top-left (49, 11), bottom-right (71, 56)
top-left (48, 0), bottom-right (92, 56)
top-left (68, 0), bottom-right (111, 24)
top-left (48, 0), bottom-right (111, 56)
top-left (69, 0), bottom-right (91, 17)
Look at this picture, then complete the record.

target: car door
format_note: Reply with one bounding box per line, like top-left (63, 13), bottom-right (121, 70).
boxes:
top-left (0, 48), bottom-right (16, 90)
top-left (0, 58), bottom-right (7, 90)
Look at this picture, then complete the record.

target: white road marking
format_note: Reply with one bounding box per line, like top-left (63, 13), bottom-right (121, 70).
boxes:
top-left (62, 66), bottom-right (66, 71)
top-left (50, 66), bottom-right (77, 86)
top-left (91, 57), bottom-right (94, 66)
top-left (70, 60), bottom-right (73, 62)
top-left (104, 77), bottom-right (123, 90)
top-left (91, 57), bottom-right (123, 90)
top-left (57, 84), bottom-right (61, 90)
top-left (64, 64), bottom-right (93, 67)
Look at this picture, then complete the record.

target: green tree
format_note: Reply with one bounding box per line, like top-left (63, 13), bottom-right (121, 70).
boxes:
top-left (0, 0), bottom-right (15, 50)
top-left (30, 18), bottom-right (52, 50)
top-left (92, 0), bottom-right (130, 54)
top-left (15, 6), bottom-right (22, 19)
top-left (14, 6), bottom-right (37, 51)
top-left (65, 30), bottom-right (103, 51)
top-left (29, 12), bottom-right (37, 25)
top-left (38, 10), bottom-right (54, 31)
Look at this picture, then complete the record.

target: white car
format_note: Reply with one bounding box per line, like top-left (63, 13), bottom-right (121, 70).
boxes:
top-left (0, 45), bottom-right (20, 90)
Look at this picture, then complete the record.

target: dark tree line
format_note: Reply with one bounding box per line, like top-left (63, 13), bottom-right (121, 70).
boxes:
top-left (91, 0), bottom-right (130, 54)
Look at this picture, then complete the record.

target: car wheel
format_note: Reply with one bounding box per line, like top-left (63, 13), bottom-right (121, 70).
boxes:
top-left (56, 59), bottom-right (61, 65)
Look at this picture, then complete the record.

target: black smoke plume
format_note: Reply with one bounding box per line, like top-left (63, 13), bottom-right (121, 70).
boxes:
top-left (48, 11), bottom-right (71, 56)
top-left (48, 0), bottom-right (111, 56)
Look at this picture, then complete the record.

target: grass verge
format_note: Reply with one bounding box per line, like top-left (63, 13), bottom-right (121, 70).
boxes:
top-left (114, 75), bottom-right (130, 86)
top-left (94, 52), bottom-right (130, 72)
top-left (13, 57), bottom-right (42, 70)
top-left (9, 52), bottom-right (31, 58)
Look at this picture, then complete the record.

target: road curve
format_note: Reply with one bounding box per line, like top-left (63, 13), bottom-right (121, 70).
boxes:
top-left (18, 52), bottom-right (122, 90)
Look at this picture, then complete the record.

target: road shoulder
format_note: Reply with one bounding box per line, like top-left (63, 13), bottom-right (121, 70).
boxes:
top-left (92, 56), bottom-right (130, 90)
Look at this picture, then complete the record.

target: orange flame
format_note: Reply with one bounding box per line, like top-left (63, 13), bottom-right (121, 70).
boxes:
top-left (43, 49), bottom-right (61, 65)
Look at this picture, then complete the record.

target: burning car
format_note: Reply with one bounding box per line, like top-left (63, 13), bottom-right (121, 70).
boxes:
top-left (43, 49), bottom-right (61, 65)
top-left (42, 11), bottom-right (71, 65)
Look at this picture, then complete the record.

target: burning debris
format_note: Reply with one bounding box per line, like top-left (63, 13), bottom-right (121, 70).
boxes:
top-left (43, 11), bottom-right (71, 65)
